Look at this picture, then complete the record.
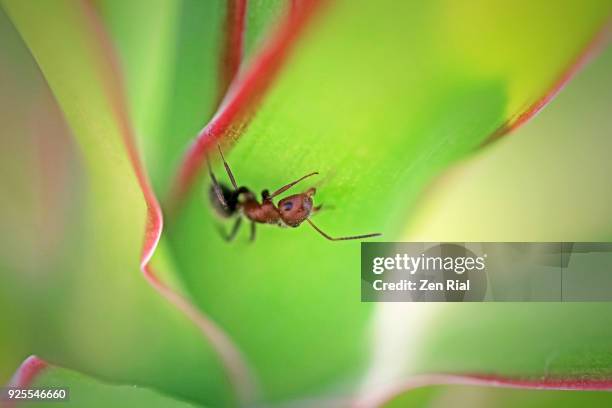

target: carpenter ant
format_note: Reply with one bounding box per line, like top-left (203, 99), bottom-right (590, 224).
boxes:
top-left (207, 146), bottom-right (382, 242)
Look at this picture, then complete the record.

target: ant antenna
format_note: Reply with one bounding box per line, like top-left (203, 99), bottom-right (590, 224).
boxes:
top-left (217, 145), bottom-right (238, 190)
top-left (207, 153), bottom-right (228, 209)
top-left (269, 172), bottom-right (319, 199)
top-left (306, 219), bottom-right (381, 241)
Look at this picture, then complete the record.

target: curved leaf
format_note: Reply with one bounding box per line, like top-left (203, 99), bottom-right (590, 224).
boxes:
top-left (377, 38), bottom-right (612, 393)
top-left (160, 0), bottom-right (611, 402)
top-left (0, 1), bottom-right (243, 406)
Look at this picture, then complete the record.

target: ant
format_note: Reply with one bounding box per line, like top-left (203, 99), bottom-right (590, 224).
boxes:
top-left (207, 146), bottom-right (382, 242)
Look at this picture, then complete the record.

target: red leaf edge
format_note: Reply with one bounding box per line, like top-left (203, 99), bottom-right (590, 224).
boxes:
top-left (354, 373), bottom-right (612, 408)
top-left (167, 0), bottom-right (325, 213)
top-left (482, 18), bottom-right (612, 145)
top-left (2, 356), bottom-right (47, 408)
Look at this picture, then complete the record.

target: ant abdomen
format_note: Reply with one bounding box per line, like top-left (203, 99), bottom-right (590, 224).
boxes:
top-left (209, 183), bottom-right (238, 218)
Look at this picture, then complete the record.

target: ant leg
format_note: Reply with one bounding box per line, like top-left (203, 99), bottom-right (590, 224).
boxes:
top-left (250, 222), bottom-right (256, 242)
top-left (217, 217), bottom-right (243, 242)
top-left (228, 217), bottom-right (243, 241)
top-left (269, 172), bottom-right (319, 199)
top-left (207, 154), bottom-right (228, 210)
top-left (305, 219), bottom-right (381, 241)
top-left (217, 145), bottom-right (238, 190)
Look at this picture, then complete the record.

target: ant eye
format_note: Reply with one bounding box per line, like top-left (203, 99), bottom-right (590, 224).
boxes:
top-left (282, 201), bottom-right (293, 211)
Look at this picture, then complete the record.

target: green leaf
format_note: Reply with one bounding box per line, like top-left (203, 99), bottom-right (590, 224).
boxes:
top-left (19, 359), bottom-right (200, 408)
top-left (160, 0), bottom-right (611, 402)
top-left (0, 1), bottom-right (235, 406)
top-left (392, 37), bottom-right (612, 388)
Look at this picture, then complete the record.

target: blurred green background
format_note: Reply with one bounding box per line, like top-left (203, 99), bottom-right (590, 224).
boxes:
top-left (1, 0), bottom-right (612, 407)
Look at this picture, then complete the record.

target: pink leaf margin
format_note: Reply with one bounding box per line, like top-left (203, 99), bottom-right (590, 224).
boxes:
top-left (353, 373), bottom-right (612, 408)
top-left (483, 18), bottom-right (612, 145)
top-left (2, 356), bottom-right (47, 408)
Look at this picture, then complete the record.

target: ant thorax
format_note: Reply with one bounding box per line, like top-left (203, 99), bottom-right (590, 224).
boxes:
top-left (240, 197), bottom-right (281, 225)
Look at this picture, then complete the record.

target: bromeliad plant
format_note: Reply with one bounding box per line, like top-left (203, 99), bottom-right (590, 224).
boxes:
top-left (1, 0), bottom-right (612, 407)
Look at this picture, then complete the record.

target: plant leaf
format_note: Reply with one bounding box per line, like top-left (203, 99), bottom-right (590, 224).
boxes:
top-left (158, 0), bottom-right (612, 402)
top-left (0, 1), bottom-right (245, 405)
top-left (369, 38), bottom-right (612, 399)
top-left (10, 356), bottom-right (201, 408)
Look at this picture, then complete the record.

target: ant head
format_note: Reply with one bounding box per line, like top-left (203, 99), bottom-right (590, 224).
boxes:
top-left (277, 188), bottom-right (316, 227)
